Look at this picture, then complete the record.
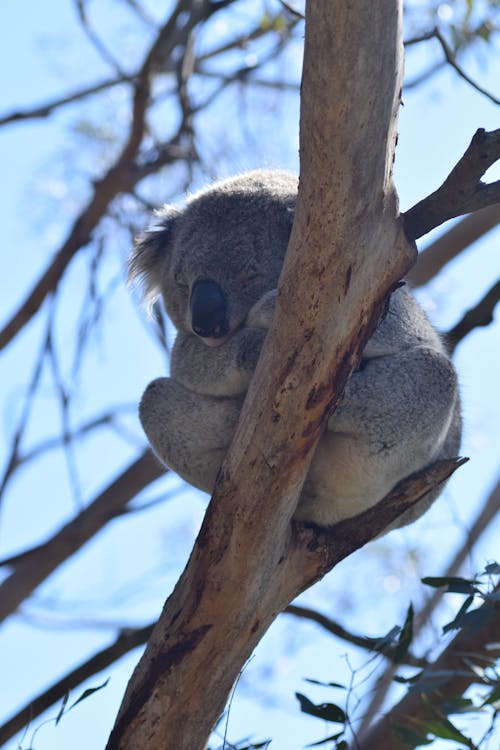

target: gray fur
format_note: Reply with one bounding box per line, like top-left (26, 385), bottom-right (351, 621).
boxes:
top-left (131, 170), bottom-right (461, 529)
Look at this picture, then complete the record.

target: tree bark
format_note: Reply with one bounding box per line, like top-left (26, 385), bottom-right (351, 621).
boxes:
top-left (107, 2), bottom-right (417, 748)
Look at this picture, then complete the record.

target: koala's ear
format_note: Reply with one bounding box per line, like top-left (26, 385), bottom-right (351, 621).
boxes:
top-left (129, 205), bottom-right (181, 304)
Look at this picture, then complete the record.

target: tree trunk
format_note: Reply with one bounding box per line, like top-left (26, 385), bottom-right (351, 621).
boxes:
top-left (106, 2), bottom-right (416, 748)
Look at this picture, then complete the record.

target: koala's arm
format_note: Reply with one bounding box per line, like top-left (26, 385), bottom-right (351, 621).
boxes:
top-left (171, 290), bottom-right (277, 397)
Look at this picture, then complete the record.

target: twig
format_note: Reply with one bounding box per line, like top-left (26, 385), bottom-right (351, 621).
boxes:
top-left (284, 604), bottom-right (426, 667)
top-left (0, 0), bottom-right (214, 353)
top-left (0, 623), bottom-right (155, 747)
top-left (433, 27), bottom-right (500, 106)
top-left (0, 450), bottom-right (165, 624)
top-left (0, 76), bottom-right (131, 127)
top-left (74, 0), bottom-right (126, 75)
top-left (407, 203), bottom-right (500, 287)
top-left (403, 27), bottom-right (499, 104)
top-left (446, 279), bottom-right (500, 352)
top-left (403, 128), bottom-right (500, 240)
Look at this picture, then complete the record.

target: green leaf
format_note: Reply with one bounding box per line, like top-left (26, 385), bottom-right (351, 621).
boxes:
top-left (394, 604), bottom-right (414, 663)
top-left (295, 693), bottom-right (346, 723)
top-left (304, 678), bottom-right (346, 690)
top-left (69, 678), bottom-right (110, 711)
top-left (439, 696), bottom-right (475, 715)
top-left (416, 716), bottom-right (472, 745)
top-left (394, 671), bottom-right (423, 685)
top-left (483, 561), bottom-right (500, 575)
top-left (421, 576), bottom-right (478, 593)
top-left (393, 724), bottom-right (433, 747)
top-left (482, 682), bottom-right (500, 708)
top-left (306, 731), bottom-right (343, 747)
top-left (408, 670), bottom-right (471, 694)
top-left (453, 604), bottom-right (495, 634)
top-left (55, 692), bottom-right (69, 726)
top-left (443, 594), bottom-right (474, 633)
top-left (372, 625), bottom-right (401, 652)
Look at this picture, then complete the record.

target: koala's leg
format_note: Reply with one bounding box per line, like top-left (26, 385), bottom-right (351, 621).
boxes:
top-left (298, 347), bottom-right (460, 527)
top-left (139, 378), bottom-right (243, 493)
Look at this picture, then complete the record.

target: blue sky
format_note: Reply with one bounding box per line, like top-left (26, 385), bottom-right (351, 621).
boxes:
top-left (0, 2), bottom-right (499, 749)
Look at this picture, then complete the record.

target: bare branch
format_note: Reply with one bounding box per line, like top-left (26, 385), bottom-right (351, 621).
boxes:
top-left (0, 459), bottom-right (469, 746)
top-left (407, 202), bottom-right (500, 287)
top-left (0, 76), bottom-right (131, 127)
top-left (284, 604), bottom-right (427, 667)
top-left (403, 27), bottom-right (499, 103)
top-left (0, 0), bottom-right (229, 352)
top-left (0, 623), bottom-right (154, 747)
top-left (432, 27), bottom-right (500, 106)
top-left (403, 128), bottom-right (500, 240)
top-left (75, 0), bottom-right (127, 75)
top-left (446, 280), bottom-right (500, 352)
top-left (0, 451), bottom-right (165, 624)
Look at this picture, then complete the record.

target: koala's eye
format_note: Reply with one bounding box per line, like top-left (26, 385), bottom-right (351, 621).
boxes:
top-left (237, 271), bottom-right (261, 288)
top-left (174, 271), bottom-right (188, 288)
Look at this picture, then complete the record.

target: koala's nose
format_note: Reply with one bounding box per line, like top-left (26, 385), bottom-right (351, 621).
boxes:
top-left (190, 279), bottom-right (229, 339)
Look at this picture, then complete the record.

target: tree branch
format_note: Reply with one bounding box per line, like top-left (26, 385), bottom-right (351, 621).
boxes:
top-left (432, 27), bottom-right (500, 106)
top-left (0, 0), bottom-right (227, 352)
top-left (0, 623), bottom-right (154, 747)
top-left (446, 279), bottom-right (500, 352)
top-left (0, 459), bottom-right (466, 746)
top-left (407, 203), bottom-right (500, 287)
top-left (0, 76), bottom-right (131, 127)
top-left (284, 604), bottom-right (427, 667)
top-left (0, 451), bottom-right (164, 624)
top-left (403, 128), bottom-right (500, 240)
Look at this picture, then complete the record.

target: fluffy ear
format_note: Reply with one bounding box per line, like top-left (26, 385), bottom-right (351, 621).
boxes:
top-left (129, 205), bottom-right (181, 304)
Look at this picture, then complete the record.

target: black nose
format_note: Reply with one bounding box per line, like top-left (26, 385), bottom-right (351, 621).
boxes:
top-left (190, 279), bottom-right (229, 338)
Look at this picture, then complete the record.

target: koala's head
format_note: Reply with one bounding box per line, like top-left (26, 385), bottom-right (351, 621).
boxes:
top-left (130, 170), bottom-right (296, 346)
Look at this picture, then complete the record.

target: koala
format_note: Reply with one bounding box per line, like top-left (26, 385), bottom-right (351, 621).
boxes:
top-left (130, 170), bottom-right (461, 529)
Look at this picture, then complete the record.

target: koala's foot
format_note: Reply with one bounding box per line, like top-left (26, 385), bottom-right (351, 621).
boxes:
top-left (139, 377), bottom-right (243, 493)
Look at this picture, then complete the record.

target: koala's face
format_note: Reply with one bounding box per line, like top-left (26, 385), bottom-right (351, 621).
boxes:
top-left (131, 170), bottom-right (297, 346)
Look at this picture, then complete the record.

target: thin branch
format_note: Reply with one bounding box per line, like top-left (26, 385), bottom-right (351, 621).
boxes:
top-left (0, 76), bottom-right (131, 127)
top-left (0, 460), bottom-right (471, 746)
top-left (0, 450), bottom-right (165, 624)
top-left (0, 303), bottom-right (55, 502)
top-left (75, 0), bottom-right (126, 75)
top-left (407, 202), bottom-right (500, 287)
top-left (404, 60), bottom-right (446, 90)
top-left (403, 128), bottom-right (500, 240)
top-left (0, 624), bottom-right (155, 747)
top-left (0, 406), bottom-right (137, 504)
top-left (446, 279), bottom-right (500, 352)
top-left (0, 0), bottom-right (217, 353)
top-left (433, 26), bottom-right (500, 106)
top-left (121, 0), bottom-right (156, 27)
top-left (284, 604), bottom-right (427, 667)
top-left (403, 27), bottom-right (499, 103)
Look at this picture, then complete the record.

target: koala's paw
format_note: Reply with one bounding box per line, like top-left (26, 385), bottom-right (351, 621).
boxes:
top-left (246, 289), bottom-right (277, 329)
top-left (236, 327), bottom-right (267, 373)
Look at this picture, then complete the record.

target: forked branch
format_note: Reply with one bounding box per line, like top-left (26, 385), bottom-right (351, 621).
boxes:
top-left (404, 128), bottom-right (500, 240)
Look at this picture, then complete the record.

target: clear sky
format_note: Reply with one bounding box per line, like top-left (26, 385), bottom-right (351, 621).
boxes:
top-left (0, 3), bottom-right (499, 750)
